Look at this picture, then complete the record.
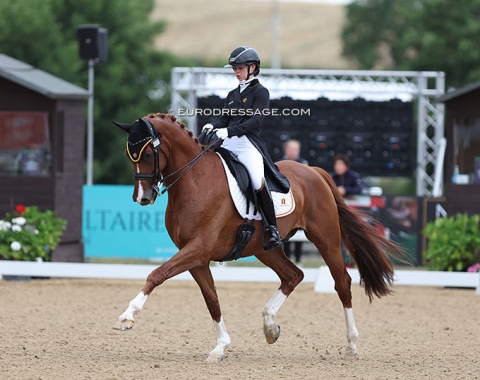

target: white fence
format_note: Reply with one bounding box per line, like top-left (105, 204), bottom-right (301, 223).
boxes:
top-left (1, 261), bottom-right (479, 295)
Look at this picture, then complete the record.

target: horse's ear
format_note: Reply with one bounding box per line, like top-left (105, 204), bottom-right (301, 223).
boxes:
top-left (113, 121), bottom-right (133, 133)
top-left (138, 117), bottom-right (156, 137)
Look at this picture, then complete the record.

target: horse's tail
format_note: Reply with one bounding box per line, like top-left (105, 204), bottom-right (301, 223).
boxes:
top-left (314, 167), bottom-right (404, 301)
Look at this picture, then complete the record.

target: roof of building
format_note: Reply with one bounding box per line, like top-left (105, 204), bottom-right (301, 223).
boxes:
top-left (438, 79), bottom-right (480, 103)
top-left (0, 54), bottom-right (88, 100)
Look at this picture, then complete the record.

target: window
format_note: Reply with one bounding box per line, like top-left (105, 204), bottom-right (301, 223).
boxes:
top-left (0, 111), bottom-right (51, 177)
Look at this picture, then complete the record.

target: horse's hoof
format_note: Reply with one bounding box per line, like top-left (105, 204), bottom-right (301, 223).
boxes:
top-left (264, 324), bottom-right (281, 344)
top-left (345, 346), bottom-right (359, 358)
top-left (113, 319), bottom-right (135, 331)
top-left (206, 352), bottom-right (225, 363)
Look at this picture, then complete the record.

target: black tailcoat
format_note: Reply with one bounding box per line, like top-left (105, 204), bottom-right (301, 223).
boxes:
top-left (212, 79), bottom-right (288, 192)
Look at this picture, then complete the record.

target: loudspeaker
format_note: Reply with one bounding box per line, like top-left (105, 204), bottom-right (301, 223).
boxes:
top-left (77, 25), bottom-right (108, 62)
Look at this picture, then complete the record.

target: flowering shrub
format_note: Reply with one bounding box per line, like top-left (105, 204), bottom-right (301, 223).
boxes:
top-left (0, 204), bottom-right (66, 261)
top-left (468, 262), bottom-right (480, 273)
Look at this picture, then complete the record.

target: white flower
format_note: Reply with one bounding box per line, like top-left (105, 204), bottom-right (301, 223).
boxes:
top-left (0, 220), bottom-right (8, 231)
top-left (34, 229), bottom-right (39, 234)
top-left (11, 224), bottom-right (22, 232)
top-left (0, 220), bottom-right (12, 231)
top-left (10, 241), bottom-right (22, 251)
top-left (12, 217), bottom-right (27, 226)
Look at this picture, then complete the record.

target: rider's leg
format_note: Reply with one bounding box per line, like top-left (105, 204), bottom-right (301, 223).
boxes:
top-left (256, 180), bottom-right (282, 250)
top-left (222, 136), bottom-right (282, 250)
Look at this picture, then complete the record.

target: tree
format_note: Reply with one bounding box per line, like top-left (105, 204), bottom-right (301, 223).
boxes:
top-left (0, 0), bottom-right (82, 79)
top-left (342, 0), bottom-right (480, 88)
top-left (0, 0), bottom-right (201, 183)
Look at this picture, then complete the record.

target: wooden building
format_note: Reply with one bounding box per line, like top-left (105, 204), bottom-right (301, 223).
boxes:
top-left (438, 80), bottom-right (480, 215)
top-left (0, 54), bottom-right (88, 262)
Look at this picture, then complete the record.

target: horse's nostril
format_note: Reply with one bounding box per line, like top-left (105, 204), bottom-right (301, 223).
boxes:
top-left (140, 198), bottom-right (150, 206)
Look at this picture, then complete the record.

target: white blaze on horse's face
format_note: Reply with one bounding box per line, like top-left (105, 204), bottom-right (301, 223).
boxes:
top-left (134, 163), bottom-right (147, 204)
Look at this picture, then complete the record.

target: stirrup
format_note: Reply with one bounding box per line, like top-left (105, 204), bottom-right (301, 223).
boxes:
top-left (263, 226), bottom-right (283, 251)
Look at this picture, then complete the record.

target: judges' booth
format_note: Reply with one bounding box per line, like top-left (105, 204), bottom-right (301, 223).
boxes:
top-left (0, 54), bottom-right (88, 262)
top-left (439, 80), bottom-right (480, 215)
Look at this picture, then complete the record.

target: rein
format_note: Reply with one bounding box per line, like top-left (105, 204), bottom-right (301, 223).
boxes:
top-left (134, 118), bottom-right (220, 196)
top-left (154, 137), bottom-right (220, 196)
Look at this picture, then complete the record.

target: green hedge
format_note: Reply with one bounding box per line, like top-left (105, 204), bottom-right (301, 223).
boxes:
top-left (423, 213), bottom-right (480, 271)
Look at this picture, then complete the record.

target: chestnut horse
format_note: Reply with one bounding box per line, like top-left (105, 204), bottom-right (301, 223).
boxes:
top-left (113, 113), bottom-right (403, 363)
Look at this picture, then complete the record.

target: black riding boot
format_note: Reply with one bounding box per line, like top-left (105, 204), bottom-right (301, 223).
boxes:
top-left (256, 183), bottom-right (283, 250)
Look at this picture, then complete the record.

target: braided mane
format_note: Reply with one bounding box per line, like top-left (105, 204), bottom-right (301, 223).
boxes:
top-left (144, 112), bottom-right (206, 150)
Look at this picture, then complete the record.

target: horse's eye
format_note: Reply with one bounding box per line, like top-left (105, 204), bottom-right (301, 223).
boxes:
top-left (144, 151), bottom-right (153, 160)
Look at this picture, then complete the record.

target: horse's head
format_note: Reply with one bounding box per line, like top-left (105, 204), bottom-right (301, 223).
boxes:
top-left (114, 116), bottom-right (165, 206)
top-left (114, 113), bottom-right (207, 206)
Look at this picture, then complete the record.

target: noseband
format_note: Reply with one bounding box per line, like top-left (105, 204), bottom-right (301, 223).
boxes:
top-left (132, 119), bottom-right (163, 196)
top-left (134, 118), bottom-right (219, 197)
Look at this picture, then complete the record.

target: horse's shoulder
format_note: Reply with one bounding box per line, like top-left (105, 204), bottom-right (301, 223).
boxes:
top-left (205, 149), bottom-right (226, 170)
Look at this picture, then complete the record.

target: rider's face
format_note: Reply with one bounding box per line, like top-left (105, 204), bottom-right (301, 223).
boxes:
top-left (233, 65), bottom-right (254, 81)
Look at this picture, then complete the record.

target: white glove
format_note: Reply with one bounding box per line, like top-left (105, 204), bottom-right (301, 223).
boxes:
top-left (214, 128), bottom-right (228, 140)
top-left (202, 123), bottom-right (214, 134)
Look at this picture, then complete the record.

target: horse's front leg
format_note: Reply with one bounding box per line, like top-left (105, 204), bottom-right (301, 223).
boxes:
top-left (189, 265), bottom-right (231, 363)
top-left (113, 247), bottom-right (203, 331)
top-left (113, 291), bottom-right (148, 330)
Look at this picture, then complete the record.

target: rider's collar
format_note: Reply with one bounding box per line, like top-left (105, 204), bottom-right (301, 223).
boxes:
top-left (239, 76), bottom-right (256, 92)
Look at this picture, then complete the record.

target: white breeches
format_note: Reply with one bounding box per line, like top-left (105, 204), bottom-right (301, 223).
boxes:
top-left (222, 135), bottom-right (264, 190)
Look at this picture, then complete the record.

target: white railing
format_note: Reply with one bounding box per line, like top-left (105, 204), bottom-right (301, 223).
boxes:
top-left (1, 261), bottom-right (478, 294)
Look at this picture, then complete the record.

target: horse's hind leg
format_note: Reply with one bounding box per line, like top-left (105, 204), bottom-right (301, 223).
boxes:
top-left (189, 265), bottom-right (231, 363)
top-left (332, 262), bottom-right (359, 357)
top-left (256, 251), bottom-right (304, 344)
top-left (306, 228), bottom-right (359, 357)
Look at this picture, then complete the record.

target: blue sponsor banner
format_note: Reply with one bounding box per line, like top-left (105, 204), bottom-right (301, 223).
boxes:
top-left (82, 185), bottom-right (177, 259)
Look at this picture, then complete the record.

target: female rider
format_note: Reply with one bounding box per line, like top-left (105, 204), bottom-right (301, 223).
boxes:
top-left (202, 46), bottom-right (282, 250)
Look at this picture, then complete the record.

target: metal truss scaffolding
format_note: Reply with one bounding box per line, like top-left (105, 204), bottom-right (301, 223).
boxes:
top-left (170, 67), bottom-right (445, 197)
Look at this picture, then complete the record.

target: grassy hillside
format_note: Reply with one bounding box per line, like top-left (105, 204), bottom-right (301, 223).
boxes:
top-left (152, 0), bottom-right (355, 70)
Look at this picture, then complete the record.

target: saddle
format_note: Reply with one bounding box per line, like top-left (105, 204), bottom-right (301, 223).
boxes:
top-left (198, 131), bottom-right (291, 261)
top-left (214, 147), bottom-right (291, 262)
top-left (198, 129), bottom-right (290, 195)
top-left (215, 147), bottom-right (290, 199)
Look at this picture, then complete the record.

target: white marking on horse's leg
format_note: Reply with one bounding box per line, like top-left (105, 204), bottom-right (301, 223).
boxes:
top-left (344, 307), bottom-right (359, 356)
top-left (135, 164), bottom-right (144, 203)
top-left (206, 317), bottom-right (231, 363)
top-left (262, 289), bottom-right (287, 344)
top-left (113, 292), bottom-right (148, 330)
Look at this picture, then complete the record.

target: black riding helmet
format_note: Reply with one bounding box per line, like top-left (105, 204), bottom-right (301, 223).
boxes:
top-left (224, 46), bottom-right (260, 78)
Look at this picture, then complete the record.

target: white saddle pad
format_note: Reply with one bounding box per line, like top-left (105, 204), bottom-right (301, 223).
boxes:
top-left (217, 153), bottom-right (295, 220)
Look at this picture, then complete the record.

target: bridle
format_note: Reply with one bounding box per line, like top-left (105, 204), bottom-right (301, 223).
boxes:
top-left (134, 118), bottom-right (220, 198)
